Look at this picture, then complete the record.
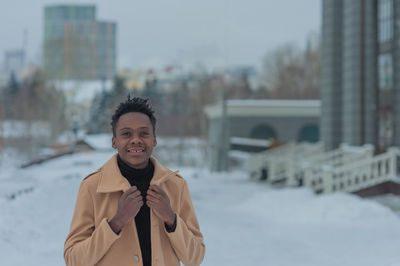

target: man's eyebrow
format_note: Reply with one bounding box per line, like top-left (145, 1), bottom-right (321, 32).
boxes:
top-left (119, 126), bottom-right (150, 131)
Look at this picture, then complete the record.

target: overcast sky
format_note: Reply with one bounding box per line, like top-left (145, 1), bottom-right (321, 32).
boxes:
top-left (1, 0), bottom-right (321, 70)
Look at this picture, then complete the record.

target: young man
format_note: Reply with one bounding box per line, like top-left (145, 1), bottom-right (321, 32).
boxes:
top-left (64, 97), bottom-right (205, 266)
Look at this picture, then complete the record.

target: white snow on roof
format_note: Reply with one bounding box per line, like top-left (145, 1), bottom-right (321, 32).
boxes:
top-left (230, 137), bottom-right (270, 147)
top-left (83, 134), bottom-right (113, 151)
top-left (0, 120), bottom-right (51, 138)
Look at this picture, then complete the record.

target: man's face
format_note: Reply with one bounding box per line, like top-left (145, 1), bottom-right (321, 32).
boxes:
top-left (112, 112), bottom-right (157, 169)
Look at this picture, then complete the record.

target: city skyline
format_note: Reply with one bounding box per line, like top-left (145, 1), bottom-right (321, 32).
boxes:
top-left (1, 0), bottom-right (320, 70)
top-left (43, 5), bottom-right (117, 80)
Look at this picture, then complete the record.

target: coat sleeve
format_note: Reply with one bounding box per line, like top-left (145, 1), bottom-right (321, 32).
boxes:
top-left (165, 179), bottom-right (206, 266)
top-left (64, 180), bottom-right (120, 266)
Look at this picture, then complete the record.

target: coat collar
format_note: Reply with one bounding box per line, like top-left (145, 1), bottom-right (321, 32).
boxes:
top-left (96, 154), bottom-right (178, 193)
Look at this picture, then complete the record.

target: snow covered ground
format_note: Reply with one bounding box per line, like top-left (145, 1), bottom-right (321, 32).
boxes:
top-left (1, 150), bottom-right (400, 266)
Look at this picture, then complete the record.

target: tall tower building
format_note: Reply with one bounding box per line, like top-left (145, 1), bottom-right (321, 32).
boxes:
top-left (43, 5), bottom-right (116, 80)
top-left (321, 0), bottom-right (400, 152)
top-left (4, 50), bottom-right (25, 74)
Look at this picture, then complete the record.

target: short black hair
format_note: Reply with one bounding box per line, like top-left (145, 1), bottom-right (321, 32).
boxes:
top-left (111, 96), bottom-right (156, 136)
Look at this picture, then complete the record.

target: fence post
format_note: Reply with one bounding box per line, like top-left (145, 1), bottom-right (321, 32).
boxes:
top-left (322, 165), bottom-right (332, 193)
top-left (286, 157), bottom-right (296, 186)
top-left (303, 167), bottom-right (313, 188)
top-left (388, 147), bottom-right (399, 179)
top-left (268, 158), bottom-right (277, 183)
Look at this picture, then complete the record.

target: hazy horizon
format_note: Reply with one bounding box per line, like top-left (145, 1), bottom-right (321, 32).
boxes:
top-left (1, 0), bottom-right (320, 70)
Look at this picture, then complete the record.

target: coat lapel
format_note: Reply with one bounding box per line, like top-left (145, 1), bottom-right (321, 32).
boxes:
top-left (150, 157), bottom-right (179, 185)
top-left (96, 154), bottom-right (131, 193)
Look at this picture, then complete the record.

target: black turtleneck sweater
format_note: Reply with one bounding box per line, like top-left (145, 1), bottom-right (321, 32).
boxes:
top-left (117, 155), bottom-right (154, 266)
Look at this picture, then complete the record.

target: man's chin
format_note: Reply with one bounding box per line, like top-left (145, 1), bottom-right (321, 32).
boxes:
top-left (127, 158), bottom-right (149, 169)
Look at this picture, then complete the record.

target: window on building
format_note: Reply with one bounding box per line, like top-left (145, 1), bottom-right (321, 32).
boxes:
top-left (378, 54), bottom-right (393, 90)
top-left (377, 0), bottom-right (394, 152)
top-left (378, 0), bottom-right (393, 44)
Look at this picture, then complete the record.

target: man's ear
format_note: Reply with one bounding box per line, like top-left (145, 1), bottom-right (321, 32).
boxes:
top-left (112, 137), bottom-right (117, 149)
top-left (153, 136), bottom-right (157, 147)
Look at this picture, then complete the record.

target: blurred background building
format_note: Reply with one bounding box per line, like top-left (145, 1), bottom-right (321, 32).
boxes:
top-left (43, 5), bottom-right (116, 80)
top-left (321, 0), bottom-right (399, 152)
top-left (204, 99), bottom-right (320, 171)
top-left (4, 50), bottom-right (25, 74)
top-left (0, 50), bottom-right (26, 86)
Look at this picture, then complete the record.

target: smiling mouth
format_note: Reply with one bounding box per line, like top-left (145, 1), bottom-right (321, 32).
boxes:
top-left (127, 148), bottom-right (145, 153)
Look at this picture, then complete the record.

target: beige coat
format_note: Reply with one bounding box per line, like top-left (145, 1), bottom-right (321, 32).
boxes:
top-left (64, 155), bottom-right (205, 266)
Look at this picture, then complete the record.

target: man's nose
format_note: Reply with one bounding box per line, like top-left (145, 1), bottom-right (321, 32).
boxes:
top-left (130, 134), bottom-right (142, 143)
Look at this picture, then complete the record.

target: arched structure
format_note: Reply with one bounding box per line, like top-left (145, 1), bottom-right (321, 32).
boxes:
top-left (204, 99), bottom-right (320, 171)
top-left (297, 124), bottom-right (319, 143)
top-left (250, 124), bottom-right (277, 140)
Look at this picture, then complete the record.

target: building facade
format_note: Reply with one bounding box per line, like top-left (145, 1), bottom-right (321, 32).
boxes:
top-left (4, 50), bottom-right (25, 74)
top-left (204, 100), bottom-right (320, 171)
top-left (43, 5), bottom-right (116, 80)
top-left (321, 0), bottom-right (400, 152)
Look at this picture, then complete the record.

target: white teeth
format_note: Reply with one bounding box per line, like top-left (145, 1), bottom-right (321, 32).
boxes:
top-left (128, 149), bottom-right (144, 152)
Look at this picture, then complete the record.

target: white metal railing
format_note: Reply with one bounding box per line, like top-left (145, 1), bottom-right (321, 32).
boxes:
top-left (248, 142), bottom-right (400, 194)
top-left (248, 141), bottom-right (323, 181)
top-left (300, 143), bottom-right (374, 169)
top-left (304, 147), bottom-right (400, 194)
top-left (250, 142), bottom-right (372, 184)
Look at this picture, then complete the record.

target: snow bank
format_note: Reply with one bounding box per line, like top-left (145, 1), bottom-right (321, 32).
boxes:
top-left (0, 151), bottom-right (400, 266)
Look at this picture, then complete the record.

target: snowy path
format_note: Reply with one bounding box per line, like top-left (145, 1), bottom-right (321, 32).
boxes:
top-left (1, 151), bottom-right (400, 266)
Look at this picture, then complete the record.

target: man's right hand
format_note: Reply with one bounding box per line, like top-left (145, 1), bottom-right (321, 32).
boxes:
top-left (109, 186), bottom-right (143, 234)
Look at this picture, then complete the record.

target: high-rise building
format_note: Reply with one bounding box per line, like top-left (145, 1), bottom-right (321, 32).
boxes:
top-left (321, 0), bottom-right (400, 152)
top-left (4, 50), bottom-right (25, 74)
top-left (43, 5), bottom-right (116, 80)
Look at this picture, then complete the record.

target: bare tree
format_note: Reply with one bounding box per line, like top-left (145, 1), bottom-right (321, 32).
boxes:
top-left (1, 69), bottom-right (67, 154)
top-left (257, 42), bottom-right (320, 99)
top-left (87, 75), bottom-right (129, 134)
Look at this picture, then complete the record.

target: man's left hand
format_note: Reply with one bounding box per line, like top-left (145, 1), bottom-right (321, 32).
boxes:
top-left (146, 184), bottom-right (176, 226)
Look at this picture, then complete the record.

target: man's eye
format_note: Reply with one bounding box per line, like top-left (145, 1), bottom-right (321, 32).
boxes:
top-left (122, 132), bottom-right (130, 136)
